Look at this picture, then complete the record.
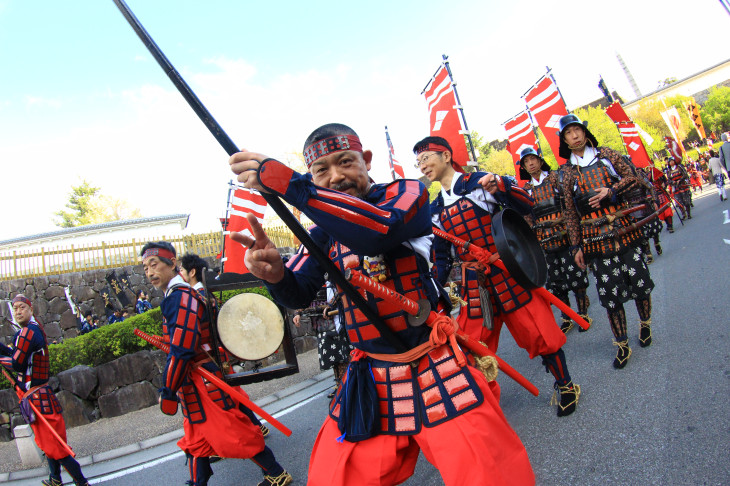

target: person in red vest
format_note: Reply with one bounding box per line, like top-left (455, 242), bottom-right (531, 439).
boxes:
top-left (415, 136), bottom-right (581, 417)
top-left (142, 242), bottom-right (291, 486)
top-left (0, 295), bottom-right (89, 486)
top-left (229, 123), bottom-right (535, 486)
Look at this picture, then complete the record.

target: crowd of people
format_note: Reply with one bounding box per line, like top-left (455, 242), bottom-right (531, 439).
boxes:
top-left (2, 118), bottom-right (729, 486)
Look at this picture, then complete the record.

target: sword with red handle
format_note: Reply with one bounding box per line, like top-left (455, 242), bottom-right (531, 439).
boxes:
top-left (343, 269), bottom-right (540, 397)
top-left (134, 329), bottom-right (292, 437)
top-left (432, 226), bottom-right (591, 331)
top-left (1, 366), bottom-right (76, 457)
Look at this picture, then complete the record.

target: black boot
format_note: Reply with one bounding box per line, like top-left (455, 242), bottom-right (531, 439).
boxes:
top-left (613, 339), bottom-right (632, 369)
top-left (639, 319), bottom-right (652, 347)
top-left (578, 314), bottom-right (592, 333)
top-left (560, 317), bottom-right (574, 333)
top-left (552, 381), bottom-right (581, 417)
top-left (655, 243), bottom-right (662, 255)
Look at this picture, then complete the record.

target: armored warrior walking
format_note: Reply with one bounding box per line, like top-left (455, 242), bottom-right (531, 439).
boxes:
top-left (558, 115), bottom-right (655, 369)
top-left (519, 147), bottom-right (592, 333)
top-left (416, 136), bottom-right (581, 417)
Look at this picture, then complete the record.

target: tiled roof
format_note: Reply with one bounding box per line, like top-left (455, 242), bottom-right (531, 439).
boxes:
top-left (0, 214), bottom-right (190, 246)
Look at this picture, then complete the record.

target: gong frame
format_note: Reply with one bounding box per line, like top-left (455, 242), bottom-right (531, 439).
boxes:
top-left (203, 270), bottom-right (299, 386)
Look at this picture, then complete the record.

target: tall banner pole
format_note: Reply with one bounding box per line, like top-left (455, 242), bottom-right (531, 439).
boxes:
top-left (219, 181), bottom-right (235, 271)
top-left (385, 126), bottom-right (397, 181)
top-left (112, 0), bottom-right (407, 352)
top-left (441, 55), bottom-right (478, 164)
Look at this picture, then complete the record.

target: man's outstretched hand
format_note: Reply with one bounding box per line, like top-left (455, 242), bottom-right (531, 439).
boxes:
top-left (230, 213), bottom-right (285, 284)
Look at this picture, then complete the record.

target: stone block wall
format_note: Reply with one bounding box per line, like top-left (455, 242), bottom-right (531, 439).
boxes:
top-left (0, 264), bottom-right (161, 344)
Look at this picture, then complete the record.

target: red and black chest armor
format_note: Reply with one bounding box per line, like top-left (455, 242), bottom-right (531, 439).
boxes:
top-left (667, 166), bottom-right (690, 193)
top-left (326, 240), bottom-right (485, 435)
top-left (531, 175), bottom-right (569, 253)
top-left (162, 286), bottom-right (234, 424)
top-left (573, 160), bottom-right (641, 259)
top-left (328, 241), bottom-right (433, 354)
top-left (12, 323), bottom-right (61, 415)
top-left (439, 197), bottom-right (531, 315)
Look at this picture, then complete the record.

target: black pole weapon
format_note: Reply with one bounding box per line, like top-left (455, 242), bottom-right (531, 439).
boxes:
top-left (111, 0), bottom-right (406, 352)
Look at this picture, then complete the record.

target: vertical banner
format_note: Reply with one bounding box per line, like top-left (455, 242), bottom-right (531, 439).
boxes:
top-left (524, 73), bottom-right (569, 162)
top-left (222, 186), bottom-right (268, 274)
top-left (105, 271), bottom-right (130, 307)
top-left (503, 111), bottom-right (538, 179)
top-left (685, 99), bottom-right (706, 139)
top-left (660, 106), bottom-right (685, 155)
top-left (605, 102), bottom-right (652, 167)
top-left (422, 60), bottom-right (471, 168)
top-left (664, 136), bottom-right (683, 162)
top-left (384, 126), bottom-right (405, 180)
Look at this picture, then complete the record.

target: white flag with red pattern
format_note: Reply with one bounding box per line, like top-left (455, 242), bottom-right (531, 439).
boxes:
top-left (524, 74), bottom-right (569, 162)
top-left (222, 187), bottom-right (268, 274)
top-left (423, 64), bottom-right (470, 169)
top-left (385, 126), bottom-right (405, 180)
top-left (504, 111), bottom-right (539, 180)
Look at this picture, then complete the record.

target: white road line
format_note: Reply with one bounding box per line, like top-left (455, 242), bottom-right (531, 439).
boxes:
top-left (91, 388), bottom-right (329, 484)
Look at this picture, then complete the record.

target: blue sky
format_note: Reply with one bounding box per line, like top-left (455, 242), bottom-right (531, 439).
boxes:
top-left (1, 0), bottom-right (727, 240)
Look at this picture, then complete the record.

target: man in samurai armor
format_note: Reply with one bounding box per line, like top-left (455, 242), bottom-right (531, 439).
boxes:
top-left (557, 114), bottom-right (655, 369)
top-left (229, 124), bottom-right (534, 486)
top-left (141, 242), bottom-right (291, 486)
top-left (665, 156), bottom-right (692, 219)
top-left (415, 136), bottom-right (580, 417)
top-left (293, 282), bottom-right (352, 399)
top-left (620, 155), bottom-right (665, 263)
top-left (0, 295), bottom-right (90, 486)
top-left (179, 252), bottom-right (271, 439)
top-left (519, 147), bottom-right (592, 333)
top-left (645, 164), bottom-right (675, 233)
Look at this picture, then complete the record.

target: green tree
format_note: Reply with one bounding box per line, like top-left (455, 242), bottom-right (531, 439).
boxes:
top-left (573, 105), bottom-right (624, 153)
top-left (55, 180), bottom-right (101, 227)
top-left (701, 86), bottom-right (730, 135)
top-left (55, 180), bottom-right (144, 227)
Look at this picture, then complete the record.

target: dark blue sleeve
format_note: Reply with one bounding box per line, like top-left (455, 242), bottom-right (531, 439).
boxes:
top-left (266, 226), bottom-right (328, 310)
top-left (491, 175), bottom-right (534, 215)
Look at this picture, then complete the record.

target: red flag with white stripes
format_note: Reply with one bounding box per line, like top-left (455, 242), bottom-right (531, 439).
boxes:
top-left (504, 111), bottom-right (538, 179)
top-left (423, 65), bottom-right (469, 169)
top-left (617, 122), bottom-right (651, 168)
top-left (385, 126), bottom-right (405, 180)
top-left (604, 102), bottom-right (651, 168)
top-left (524, 75), bottom-right (569, 163)
top-left (222, 187), bottom-right (267, 274)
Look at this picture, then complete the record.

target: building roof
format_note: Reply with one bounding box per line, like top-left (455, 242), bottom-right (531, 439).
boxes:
top-left (623, 57), bottom-right (730, 106)
top-left (0, 214), bottom-right (190, 246)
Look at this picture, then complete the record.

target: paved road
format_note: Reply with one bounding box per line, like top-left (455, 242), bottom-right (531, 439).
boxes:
top-left (8, 186), bottom-right (730, 485)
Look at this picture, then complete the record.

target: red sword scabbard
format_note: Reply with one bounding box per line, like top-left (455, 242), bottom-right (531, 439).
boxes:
top-left (432, 226), bottom-right (591, 331)
top-left (1, 367), bottom-right (75, 457)
top-left (345, 269), bottom-right (540, 396)
top-left (134, 329), bottom-right (292, 437)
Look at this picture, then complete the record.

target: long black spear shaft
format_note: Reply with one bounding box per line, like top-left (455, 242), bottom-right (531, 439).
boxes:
top-left (112, 0), bottom-right (406, 352)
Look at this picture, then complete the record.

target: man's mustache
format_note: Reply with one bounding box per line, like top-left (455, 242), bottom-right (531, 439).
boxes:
top-left (332, 181), bottom-right (357, 193)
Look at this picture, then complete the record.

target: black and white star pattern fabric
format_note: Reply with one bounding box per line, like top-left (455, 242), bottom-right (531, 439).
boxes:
top-left (545, 248), bottom-right (590, 294)
top-left (591, 246), bottom-right (654, 309)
